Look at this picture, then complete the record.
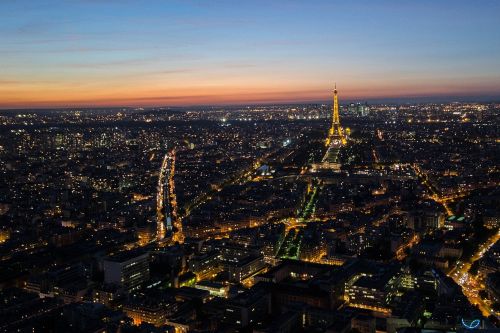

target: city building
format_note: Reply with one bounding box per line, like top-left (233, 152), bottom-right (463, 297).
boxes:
top-left (103, 250), bottom-right (150, 291)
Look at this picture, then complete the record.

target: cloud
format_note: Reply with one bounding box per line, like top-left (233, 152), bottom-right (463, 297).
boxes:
top-left (0, 79), bottom-right (55, 85)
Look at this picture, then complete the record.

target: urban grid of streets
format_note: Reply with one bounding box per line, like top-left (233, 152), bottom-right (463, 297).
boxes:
top-left (0, 101), bottom-right (499, 331)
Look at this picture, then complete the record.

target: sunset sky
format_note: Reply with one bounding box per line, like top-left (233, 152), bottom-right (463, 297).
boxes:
top-left (1, 0), bottom-right (500, 108)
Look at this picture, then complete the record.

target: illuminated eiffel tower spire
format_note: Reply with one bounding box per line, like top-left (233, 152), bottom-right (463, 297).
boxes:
top-left (332, 83), bottom-right (340, 129)
top-left (326, 84), bottom-right (346, 146)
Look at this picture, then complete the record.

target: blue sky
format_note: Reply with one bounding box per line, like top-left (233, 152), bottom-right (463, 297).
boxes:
top-left (1, 0), bottom-right (500, 107)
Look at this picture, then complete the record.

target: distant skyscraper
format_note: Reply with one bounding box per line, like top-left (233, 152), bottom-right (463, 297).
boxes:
top-left (357, 102), bottom-right (369, 117)
top-left (348, 102), bottom-right (369, 116)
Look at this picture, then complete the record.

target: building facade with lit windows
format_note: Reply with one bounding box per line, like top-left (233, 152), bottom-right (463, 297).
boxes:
top-left (103, 250), bottom-right (150, 291)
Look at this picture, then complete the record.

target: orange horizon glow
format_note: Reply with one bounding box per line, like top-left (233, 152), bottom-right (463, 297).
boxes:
top-left (2, 79), bottom-right (500, 109)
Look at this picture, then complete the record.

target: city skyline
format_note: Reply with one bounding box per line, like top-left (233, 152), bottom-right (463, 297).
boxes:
top-left (1, 1), bottom-right (499, 331)
top-left (2, 0), bottom-right (500, 108)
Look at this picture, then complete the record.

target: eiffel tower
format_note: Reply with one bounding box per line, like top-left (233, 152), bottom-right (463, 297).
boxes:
top-left (322, 84), bottom-right (346, 168)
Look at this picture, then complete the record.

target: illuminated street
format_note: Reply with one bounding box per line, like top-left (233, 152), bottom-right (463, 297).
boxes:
top-left (448, 231), bottom-right (500, 318)
top-left (1, 1), bottom-right (499, 329)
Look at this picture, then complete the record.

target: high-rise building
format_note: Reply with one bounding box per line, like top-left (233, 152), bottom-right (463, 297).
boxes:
top-left (348, 102), bottom-right (370, 116)
top-left (357, 102), bottom-right (370, 116)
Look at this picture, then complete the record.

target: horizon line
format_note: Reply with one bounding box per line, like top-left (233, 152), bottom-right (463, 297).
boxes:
top-left (2, 95), bottom-right (500, 111)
